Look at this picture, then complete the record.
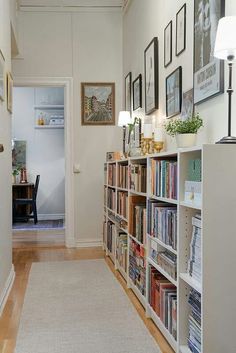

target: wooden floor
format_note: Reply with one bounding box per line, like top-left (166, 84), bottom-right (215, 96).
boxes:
top-left (0, 244), bottom-right (174, 353)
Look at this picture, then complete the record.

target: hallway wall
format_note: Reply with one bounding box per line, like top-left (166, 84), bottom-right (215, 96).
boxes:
top-left (13, 8), bottom-right (122, 244)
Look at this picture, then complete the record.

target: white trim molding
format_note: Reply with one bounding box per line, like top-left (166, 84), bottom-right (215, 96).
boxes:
top-left (13, 77), bottom-right (76, 248)
top-left (0, 265), bottom-right (15, 316)
top-left (76, 239), bottom-right (103, 248)
top-left (38, 214), bottom-right (65, 221)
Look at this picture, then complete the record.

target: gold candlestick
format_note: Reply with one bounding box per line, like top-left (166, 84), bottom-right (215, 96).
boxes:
top-left (153, 141), bottom-right (164, 153)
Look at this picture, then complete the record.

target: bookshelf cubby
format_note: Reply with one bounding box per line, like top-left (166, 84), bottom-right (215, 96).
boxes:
top-left (103, 145), bottom-right (236, 353)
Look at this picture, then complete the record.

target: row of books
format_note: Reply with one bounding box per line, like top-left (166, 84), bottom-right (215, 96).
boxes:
top-left (128, 196), bottom-right (146, 244)
top-left (149, 266), bottom-right (177, 340)
top-left (188, 289), bottom-right (201, 353)
top-left (117, 164), bottom-right (129, 189)
top-left (117, 191), bottom-right (128, 219)
top-left (147, 200), bottom-right (177, 250)
top-left (129, 240), bottom-right (146, 296)
top-left (108, 163), bottom-right (116, 186)
top-left (188, 215), bottom-right (202, 283)
top-left (130, 163), bottom-right (147, 193)
top-left (107, 220), bottom-right (116, 256)
top-left (150, 241), bottom-right (177, 280)
top-left (116, 232), bottom-right (128, 273)
top-left (150, 159), bottom-right (178, 200)
top-left (107, 187), bottom-right (116, 211)
top-left (104, 163), bottom-right (107, 184)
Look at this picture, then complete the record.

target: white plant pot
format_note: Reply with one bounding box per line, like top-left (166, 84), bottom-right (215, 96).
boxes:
top-left (175, 133), bottom-right (197, 148)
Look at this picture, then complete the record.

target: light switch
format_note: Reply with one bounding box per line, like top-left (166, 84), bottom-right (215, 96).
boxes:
top-left (73, 163), bottom-right (81, 173)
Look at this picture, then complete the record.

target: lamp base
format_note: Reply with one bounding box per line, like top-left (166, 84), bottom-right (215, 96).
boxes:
top-left (216, 136), bottom-right (236, 144)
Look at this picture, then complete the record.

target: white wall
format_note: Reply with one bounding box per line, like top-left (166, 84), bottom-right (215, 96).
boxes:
top-left (13, 9), bottom-right (122, 243)
top-left (0, 0), bottom-right (14, 307)
top-left (123, 0), bottom-right (236, 149)
top-left (12, 87), bottom-right (65, 218)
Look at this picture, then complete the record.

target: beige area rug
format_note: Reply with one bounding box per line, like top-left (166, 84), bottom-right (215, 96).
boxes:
top-left (15, 260), bottom-right (161, 353)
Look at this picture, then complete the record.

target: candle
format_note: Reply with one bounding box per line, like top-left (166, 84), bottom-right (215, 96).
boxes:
top-left (154, 127), bottom-right (163, 141)
top-left (143, 123), bottom-right (153, 138)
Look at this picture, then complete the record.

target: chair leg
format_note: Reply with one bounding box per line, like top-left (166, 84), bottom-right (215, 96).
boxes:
top-left (33, 202), bottom-right (38, 224)
top-left (13, 202), bottom-right (16, 223)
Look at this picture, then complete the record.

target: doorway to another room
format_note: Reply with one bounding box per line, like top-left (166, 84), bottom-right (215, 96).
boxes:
top-left (12, 85), bottom-right (65, 244)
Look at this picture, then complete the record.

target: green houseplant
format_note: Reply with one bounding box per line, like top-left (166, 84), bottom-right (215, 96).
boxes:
top-left (165, 113), bottom-right (203, 148)
top-left (12, 166), bottom-right (21, 184)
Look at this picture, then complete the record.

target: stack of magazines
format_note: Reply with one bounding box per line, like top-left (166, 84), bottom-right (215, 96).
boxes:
top-left (188, 288), bottom-right (201, 353)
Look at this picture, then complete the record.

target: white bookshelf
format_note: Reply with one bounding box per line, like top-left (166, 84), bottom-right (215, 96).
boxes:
top-left (103, 145), bottom-right (236, 353)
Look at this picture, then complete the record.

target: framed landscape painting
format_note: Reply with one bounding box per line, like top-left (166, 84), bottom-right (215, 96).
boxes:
top-left (81, 82), bottom-right (115, 125)
top-left (193, 0), bottom-right (225, 104)
top-left (166, 66), bottom-right (182, 118)
top-left (144, 37), bottom-right (159, 114)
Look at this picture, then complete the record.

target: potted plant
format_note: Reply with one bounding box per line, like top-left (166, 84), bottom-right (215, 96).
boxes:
top-left (12, 166), bottom-right (21, 184)
top-left (165, 113), bottom-right (203, 148)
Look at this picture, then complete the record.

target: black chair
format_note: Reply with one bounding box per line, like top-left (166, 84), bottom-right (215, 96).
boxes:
top-left (13, 175), bottom-right (40, 224)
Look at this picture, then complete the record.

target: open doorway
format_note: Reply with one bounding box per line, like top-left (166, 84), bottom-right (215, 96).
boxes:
top-left (11, 77), bottom-right (75, 247)
top-left (12, 86), bottom-right (65, 239)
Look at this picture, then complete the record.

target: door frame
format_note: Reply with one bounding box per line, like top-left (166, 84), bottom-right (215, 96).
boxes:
top-left (13, 76), bottom-right (75, 247)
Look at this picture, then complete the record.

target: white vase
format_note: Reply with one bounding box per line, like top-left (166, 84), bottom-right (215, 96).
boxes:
top-left (175, 133), bottom-right (197, 148)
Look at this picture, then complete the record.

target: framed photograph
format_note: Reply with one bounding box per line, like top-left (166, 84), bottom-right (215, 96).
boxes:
top-left (7, 72), bottom-right (13, 113)
top-left (181, 88), bottom-right (194, 120)
top-left (176, 4), bottom-right (186, 56)
top-left (144, 37), bottom-right (159, 115)
top-left (133, 74), bottom-right (142, 111)
top-left (164, 21), bottom-right (172, 67)
top-left (81, 82), bottom-right (115, 125)
top-left (193, 0), bottom-right (225, 104)
top-left (125, 72), bottom-right (132, 114)
top-left (0, 50), bottom-right (5, 102)
top-left (166, 66), bottom-right (182, 118)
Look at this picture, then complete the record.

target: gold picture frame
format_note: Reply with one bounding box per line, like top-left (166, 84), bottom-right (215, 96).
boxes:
top-left (81, 82), bottom-right (115, 125)
top-left (7, 72), bottom-right (13, 113)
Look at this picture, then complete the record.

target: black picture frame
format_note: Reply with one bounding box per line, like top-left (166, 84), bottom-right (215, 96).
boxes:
top-left (132, 74), bottom-right (142, 111)
top-left (125, 72), bottom-right (132, 114)
top-left (193, 0), bottom-right (225, 105)
top-left (176, 4), bottom-right (186, 56)
top-left (164, 21), bottom-right (172, 67)
top-left (144, 37), bottom-right (159, 115)
top-left (166, 66), bottom-right (182, 118)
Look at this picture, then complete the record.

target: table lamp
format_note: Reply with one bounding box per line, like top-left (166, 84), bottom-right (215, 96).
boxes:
top-left (214, 16), bottom-right (236, 143)
top-left (118, 111), bottom-right (131, 155)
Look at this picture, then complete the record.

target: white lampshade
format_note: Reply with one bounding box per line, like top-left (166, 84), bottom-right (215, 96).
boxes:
top-left (118, 111), bottom-right (131, 127)
top-left (214, 16), bottom-right (236, 60)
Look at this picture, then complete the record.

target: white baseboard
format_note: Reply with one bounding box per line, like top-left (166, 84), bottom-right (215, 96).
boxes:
top-left (0, 265), bottom-right (15, 316)
top-left (76, 239), bottom-right (103, 248)
top-left (13, 231), bottom-right (65, 243)
top-left (38, 214), bottom-right (65, 221)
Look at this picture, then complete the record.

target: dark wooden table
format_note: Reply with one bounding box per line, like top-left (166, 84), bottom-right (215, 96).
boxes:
top-left (12, 183), bottom-right (34, 220)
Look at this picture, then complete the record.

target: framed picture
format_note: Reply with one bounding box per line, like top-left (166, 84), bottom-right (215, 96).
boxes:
top-left (81, 82), bottom-right (115, 125)
top-left (144, 37), bottom-right (159, 115)
top-left (133, 74), bottom-right (142, 111)
top-left (193, 0), bottom-right (225, 104)
top-left (176, 4), bottom-right (186, 56)
top-left (181, 88), bottom-right (194, 120)
top-left (125, 72), bottom-right (132, 114)
top-left (7, 72), bottom-right (13, 113)
top-left (166, 66), bottom-right (182, 118)
top-left (164, 21), bottom-right (172, 67)
top-left (0, 50), bottom-right (5, 102)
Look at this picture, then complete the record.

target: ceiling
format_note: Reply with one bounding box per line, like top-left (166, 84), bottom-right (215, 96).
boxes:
top-left (19, 0), bottom-right (123, 8)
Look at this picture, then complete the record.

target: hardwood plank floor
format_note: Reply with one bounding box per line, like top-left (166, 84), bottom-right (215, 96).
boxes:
top-left (0, 245), bottom-right (174, 353)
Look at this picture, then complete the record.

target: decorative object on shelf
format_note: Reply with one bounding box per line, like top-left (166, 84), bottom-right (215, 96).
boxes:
top-left (118, 111), bottom-right (131, 156)
top-left (214, 16), bottom-right (236, 144)
top-left (141, 133), bottom-right (153, 155)
top-left (125, 72), bottom-right (132, 114)
top-left (12, 166), bottom-right (20, 184)
top-left (7, 72), bottom-right (13, 113)
top-left (180, 88), bottom-right (194, 120)
top-left (153, 125), bottom-right (164, 153)
top-left (20, 167), bottom-right (28, 184)
top-left (176, 3), bottom-right (186, 56)
top-left (165, 113), bottom-right (203, 148)
top-left (0, 49), bottom-right (5, 102)
top-left (144, 37), bottom-right (159, 114)
top-left (132, 74), bottom-right (142, 111)
top-left (106, 151), bottom-right (122, 162)
top-left (166, 66), bottom-right (182, 118)
top-left (37, 112), bottom-right (45, 125)
top-left (81, 82), bottom-right (115, 125)
top-left (193, 0), bottom-right (225, 104)
top-left (127, 116), bottom-right (142, 156)
top-left (184, 180), bottom-right (202, 206)
top-left (164, 20), bottom-right (172, 67)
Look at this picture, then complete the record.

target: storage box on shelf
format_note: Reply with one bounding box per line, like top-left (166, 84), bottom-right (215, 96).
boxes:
top-left (103, 145), bottom-right (236, 353)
